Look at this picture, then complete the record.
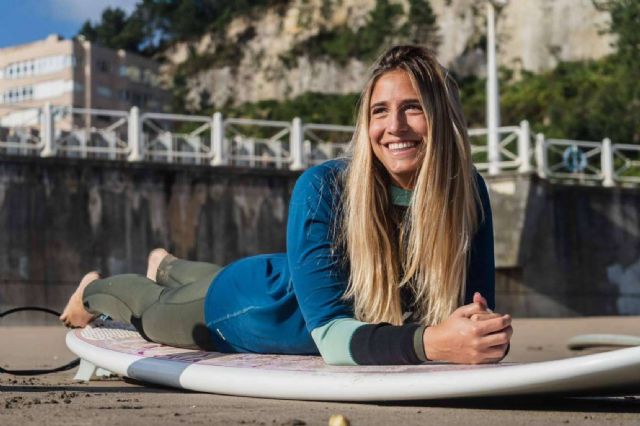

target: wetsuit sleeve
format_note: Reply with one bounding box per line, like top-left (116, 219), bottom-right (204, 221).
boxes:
top-left (464, 172), bottom-right (496, 308)
top-left (286, 164), bottom-right (426, 365)
top-left (311, 318), bottom-right (428, 365)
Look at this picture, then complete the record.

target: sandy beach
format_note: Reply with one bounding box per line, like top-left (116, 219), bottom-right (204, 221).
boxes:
top-left (1, 317), bottom-right (639, 425)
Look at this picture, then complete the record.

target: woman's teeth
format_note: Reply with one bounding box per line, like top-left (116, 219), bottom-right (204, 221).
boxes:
top-left (387, 141), bottom-right (417, 150)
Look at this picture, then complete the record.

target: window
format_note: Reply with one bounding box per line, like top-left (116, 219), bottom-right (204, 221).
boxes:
top-left (127, 66), bottom-right (141, 82)
top-left (1, 85), bottom-right (34, 104)
top-left (2, 55), bottom-right (74, 79)
top-left (96, 60), bottom-right (110, 73)
top-left (118, 89), bottom-right (130, 101)
top-left (97, 85), bottom-right (112, 98)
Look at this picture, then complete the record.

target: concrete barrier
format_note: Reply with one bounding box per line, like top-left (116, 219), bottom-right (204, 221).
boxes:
top-left (1, 156), bottom-right (638, 323)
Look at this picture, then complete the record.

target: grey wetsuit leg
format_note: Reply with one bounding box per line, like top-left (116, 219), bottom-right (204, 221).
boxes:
top-left (82, 259), bottom-right (221, 350)
top-left (155, 255), bottom-right (221, 289)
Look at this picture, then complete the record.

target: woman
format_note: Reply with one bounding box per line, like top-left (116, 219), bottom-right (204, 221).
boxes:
top-left (61, 45), bottom-right (512, 365)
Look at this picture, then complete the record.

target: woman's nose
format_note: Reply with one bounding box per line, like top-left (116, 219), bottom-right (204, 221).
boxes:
top-left (387, 110), bottom-right (407, 133)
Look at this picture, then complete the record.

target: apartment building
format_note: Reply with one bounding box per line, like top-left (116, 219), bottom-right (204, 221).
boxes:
top-left (0, 34), bottom-right (170, 128)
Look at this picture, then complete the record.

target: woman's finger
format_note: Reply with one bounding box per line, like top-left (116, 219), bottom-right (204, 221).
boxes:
top-left (454, 301), bottom-right (491, 318)
top-left (472, 292), bottom-right (493, 312)
top-left (473, 314), bottom-right (511, 336)
top-left (470, 312), bottom-right (502, 322)
top-left (479, 325), bottom-right (513, 347)
top-left (485, 343), bottom-right (510, 362)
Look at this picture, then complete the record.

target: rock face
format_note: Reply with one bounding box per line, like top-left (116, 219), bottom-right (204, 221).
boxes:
top-left (162, 0), bottom-right (615, 109)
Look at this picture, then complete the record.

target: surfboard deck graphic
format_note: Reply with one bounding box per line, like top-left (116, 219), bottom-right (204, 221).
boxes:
top-left (66, 323), bottom-right (640, 401)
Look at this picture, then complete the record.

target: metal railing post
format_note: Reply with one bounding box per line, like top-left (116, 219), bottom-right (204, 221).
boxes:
top-left (40, 103), bottom-right (56, 157)
top-left (127, 106), bottom-right (142, 162)
top-left (601, 137), bottom-right (615, 187)
top-left (535, 133), bottom-right (546, 179)
top-left (290, 117), bottom-right (305, 170)
top-left (518, 120), bottom-right (531, 173)
top-left (211, 112), bottom-right (227, 166)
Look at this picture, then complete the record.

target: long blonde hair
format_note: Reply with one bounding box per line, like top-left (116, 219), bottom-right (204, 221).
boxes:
top-left (341, 45), bottom-right (481, 326)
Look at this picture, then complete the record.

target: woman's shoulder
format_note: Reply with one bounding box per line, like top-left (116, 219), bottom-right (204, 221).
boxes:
top-left (298, 158), bottom-right (348, 181)
top-left (293, 159), bottom-right (347, 196)
top-left (472, 169), bottom-right (490, 199)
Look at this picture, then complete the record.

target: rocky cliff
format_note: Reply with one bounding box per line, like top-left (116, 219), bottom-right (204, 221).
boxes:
top-left (160, 0), bottom-right (615, 110)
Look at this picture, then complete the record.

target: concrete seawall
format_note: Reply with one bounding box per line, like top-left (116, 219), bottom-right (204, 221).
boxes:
top-left (489, 173), bottom-right (640, 317)
top-left (1, 156), bottom-right (638, 323)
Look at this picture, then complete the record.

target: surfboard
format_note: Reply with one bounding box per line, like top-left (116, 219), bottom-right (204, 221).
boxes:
top-left (568, 334), bottom-right (640, 350)
top-left (66, 323), bottom-right (640, 401)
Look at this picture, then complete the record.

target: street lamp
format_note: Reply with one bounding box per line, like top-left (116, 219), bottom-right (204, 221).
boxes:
top-left (486, 0), bottom-right (507, 175)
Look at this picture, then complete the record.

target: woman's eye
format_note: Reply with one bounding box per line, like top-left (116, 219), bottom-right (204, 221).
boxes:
top-left (405, 104), bottom-right (422, 112)
top-left (371, 107), bottom-right (387, 115)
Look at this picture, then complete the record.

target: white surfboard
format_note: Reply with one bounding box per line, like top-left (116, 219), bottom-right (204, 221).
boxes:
top-left (66, 323), bottom-right (640, 401)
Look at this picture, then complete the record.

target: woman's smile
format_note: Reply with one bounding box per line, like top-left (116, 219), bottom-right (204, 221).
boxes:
top-left (383, 140), bottom-right (421, 156)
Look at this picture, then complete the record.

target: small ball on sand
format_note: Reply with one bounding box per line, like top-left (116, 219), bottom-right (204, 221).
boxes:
top-left (328, 414), bottom-right (350, 426)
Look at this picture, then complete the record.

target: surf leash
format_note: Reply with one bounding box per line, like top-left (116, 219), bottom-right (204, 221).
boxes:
top-left (0, 306), bottom-right (80, 376)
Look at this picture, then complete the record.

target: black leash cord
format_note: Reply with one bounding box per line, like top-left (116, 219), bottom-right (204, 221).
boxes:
top-left (0, 306), bottom-right (80, 376)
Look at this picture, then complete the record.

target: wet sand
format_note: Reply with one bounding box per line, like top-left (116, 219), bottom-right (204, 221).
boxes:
top-left (1, 317), bottom-right (639, 425)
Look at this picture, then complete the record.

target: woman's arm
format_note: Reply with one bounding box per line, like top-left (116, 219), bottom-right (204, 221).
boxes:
top-left (287, 162), bottom-right (426, 365)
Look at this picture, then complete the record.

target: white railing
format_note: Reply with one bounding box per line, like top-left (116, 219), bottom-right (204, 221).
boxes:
top-left (51, 106), bottom-right (130, 160)
top-left (0, 105), bottom-right (44, 155)
top-left (302, 122), bottom-right (353, 166)
top-left (1, 104), bottom-right (639, 186)
top-left (469, 121), bottom-right (532, 174)
top-left (141, 111), bottom-right (213, 164)
top-left (612, 144), bottom-right (640, 184)
top-left (225, 117), bottom-right (292, 168)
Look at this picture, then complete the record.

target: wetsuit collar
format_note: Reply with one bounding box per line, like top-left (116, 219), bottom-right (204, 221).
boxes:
top-left (389, 184), bottom-right (412, 207)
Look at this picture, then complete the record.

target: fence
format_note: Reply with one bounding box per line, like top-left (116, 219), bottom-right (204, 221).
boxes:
top-left (1, 103), bottom-right (639, 186)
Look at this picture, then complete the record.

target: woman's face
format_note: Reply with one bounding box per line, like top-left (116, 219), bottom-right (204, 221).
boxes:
top-left (368, 69), bottom-right (428, 189)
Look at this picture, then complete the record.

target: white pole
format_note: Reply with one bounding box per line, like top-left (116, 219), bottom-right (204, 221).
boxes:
top-left (535, 133), bottom-right (546, 179)
top-left (517, 120), bottom-right (531, 173)
top-left (290, 117), bottom-right (305, 170)
top-left (486, 1), bottom-right (501, 175)
top-left (211, 112), bottom-right (227, 166)
top-left (127, 106), bottom-right (142, 162)
top-left (40, 102), bottom-right (56, 157)
top-left (601, 137), bottom-right (614, 187)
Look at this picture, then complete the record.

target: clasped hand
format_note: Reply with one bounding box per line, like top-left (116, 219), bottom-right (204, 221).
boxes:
top-left (422, 292), bottom-right (513, 364)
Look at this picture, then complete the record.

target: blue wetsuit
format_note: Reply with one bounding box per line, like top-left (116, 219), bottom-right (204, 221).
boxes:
top-left (204, 159), bottom-right (495, 365)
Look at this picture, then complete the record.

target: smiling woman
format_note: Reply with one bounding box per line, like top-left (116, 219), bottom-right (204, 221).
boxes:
top-left (61, 45), bottom-right (511, 367)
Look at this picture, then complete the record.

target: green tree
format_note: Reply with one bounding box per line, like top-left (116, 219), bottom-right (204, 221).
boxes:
top-left (403, 0), bottom-right (440, 49)
top-left (78, 7), bottom-right (145, 53)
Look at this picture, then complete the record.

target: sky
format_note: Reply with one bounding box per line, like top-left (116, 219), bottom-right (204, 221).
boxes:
top-left (0, 0), bottom-right (140, 48)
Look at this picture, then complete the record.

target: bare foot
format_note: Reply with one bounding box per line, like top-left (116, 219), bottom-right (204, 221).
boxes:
top-left (146, 248), bottom-right (169, 281)
top-left (59, 271), bottom-right (100, 328)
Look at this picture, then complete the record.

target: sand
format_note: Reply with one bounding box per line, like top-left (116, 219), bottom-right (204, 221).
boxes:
top-left (1, 317), bottom-right (639, 425)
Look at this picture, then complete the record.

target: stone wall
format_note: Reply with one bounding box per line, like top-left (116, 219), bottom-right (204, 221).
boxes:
top-left (1, 156), bottom-right (639, 324)
top-left (0, 156), bottom-right (296, 324)
top-left (488, 174), bottom-right (640, 317)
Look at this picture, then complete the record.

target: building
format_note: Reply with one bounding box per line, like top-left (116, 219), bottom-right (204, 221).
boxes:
top-left (0, 34), bottom-right (170, 129)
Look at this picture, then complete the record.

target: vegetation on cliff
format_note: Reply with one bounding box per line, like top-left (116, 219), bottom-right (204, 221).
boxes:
top-left (79, 0), bottom-right (289, 55)
top-left (282, 0), bottom-right (438, 66)
top-left (80, 0), bottom-right (638, 143)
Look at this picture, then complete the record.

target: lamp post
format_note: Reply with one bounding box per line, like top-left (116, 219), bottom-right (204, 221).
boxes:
top-left (486, 0), bottom-right (507, 175)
